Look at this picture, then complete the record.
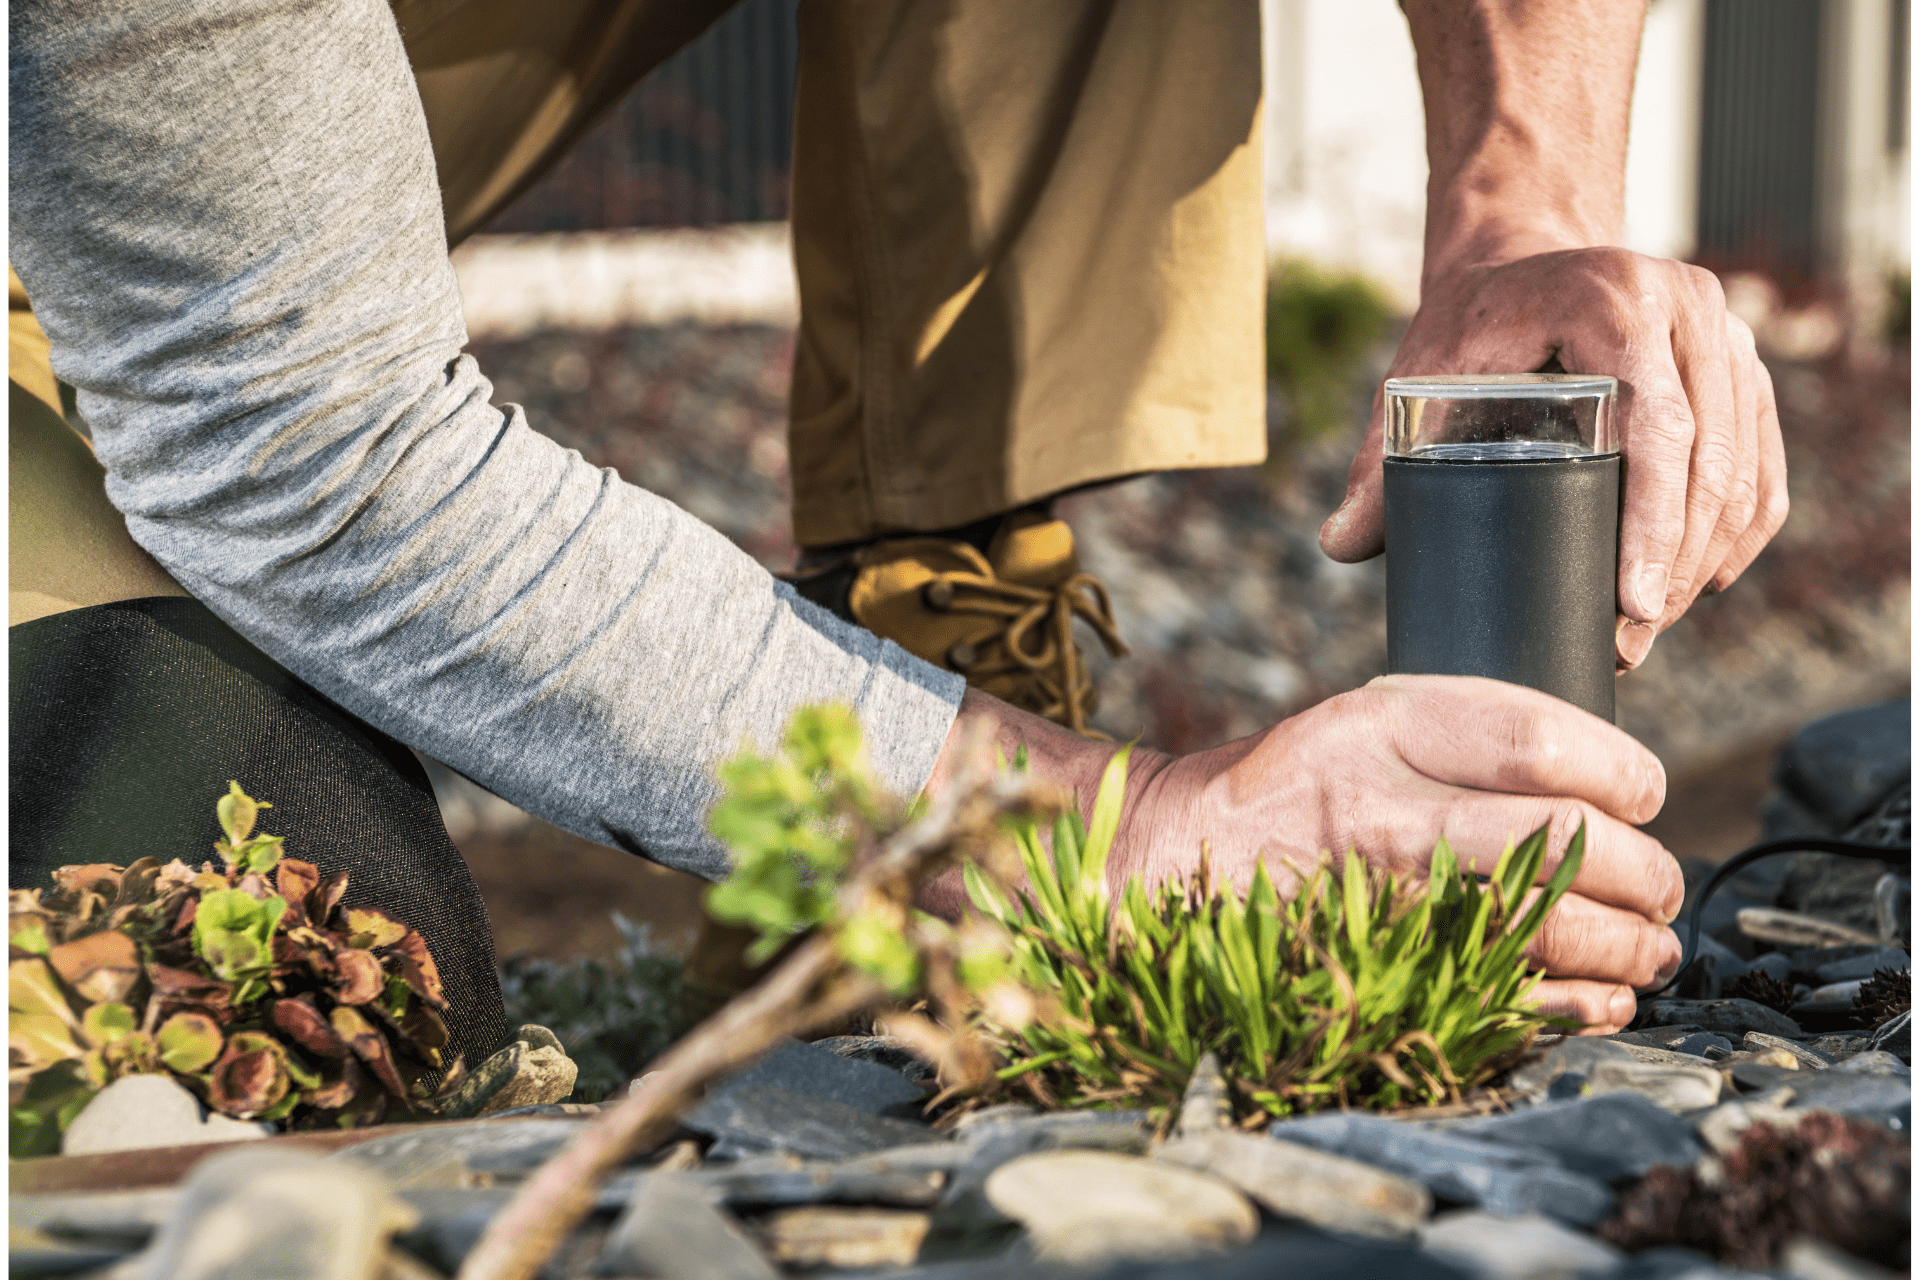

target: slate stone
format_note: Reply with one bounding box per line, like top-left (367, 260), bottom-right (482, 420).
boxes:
top-left (1418, 1209), bottom-right (1622, 1280)
top-left (1744, 952), bottom-right (1794, 982)
top-left (330, 1119), bottom-right (585, 1188)
top-left (919, 1122), bottom-right (1056, 1257)
top-left (1809, 948), bottom-right (1911, 984)
top-left (684, 1085), bottom-right (939, 1161)
top-left (716, 1041), bottom-right (930, 1119)
top-left (1505, 1036), bottom-right (1637, 1098)
top-left (1174, 1051), bottom-right (1232, 1137)
top-left (1808, 1032), bottom-right (1875, 1060)
top-left (1726, 1061), bottom-right (1800, 1093)
top-left (758, 1206), bottom-right (932, 1270)
top-left (1795, 979), bottom-right (1868, 1016)
top-left (1738, 907), bottom-right (1881, 950)
top-left (138, 1147), bottom-right (415, 1280)
top-left (1641, 998), bottom-right (1805, 1039)
top-left (1161, 1128), bottom-right (1431, 1240)
top-left (8, 1227), bottom-right (138, 1278)
top-left (1672, 1033), bottom-right (1734, 1058)
top-left (1784, 1070), bottom-right (1912, 1126)
top-left (984, 1150), bottom-right (1258, 1266)
top-left (1586, 1059), bottom-right (1723, 1111)
top-left (61, 1074), bottom-right (272, 1156)
top-left (439, 1026), bottom-right (578, 1120)
top-left (598, 1173), bottom-right (778, 1280)
top-left (1452, 1093), bottom-right (1700, 1182)
top-left (958, 1109), bottom-right (1153, 1154)
top-left (1267, 1113), bottom-right (1614, 1225)
top-left (1741, 1031), bottom-right (1834, 1068)
top-left (10, 1188), bottom-right (182, 1239)
top-left (1769, 700), bottom-right (1910, 832)
top-left (810, 1034), bottom-right (937, 1083)
top-left (393, 1188), bottom-right (520, 1275)
top-left (1832, 1050), bottom-right (1909, 1077)
top-left (685, 1145), bottom-right (955, 1208)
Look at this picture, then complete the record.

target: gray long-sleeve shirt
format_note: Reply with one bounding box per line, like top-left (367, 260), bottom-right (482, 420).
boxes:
top-left (8, 0), bottom-right (965, 881)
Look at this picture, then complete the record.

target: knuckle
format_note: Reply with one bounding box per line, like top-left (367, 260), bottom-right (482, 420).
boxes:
top-left (1759, 485), bottom-right (1791, 537)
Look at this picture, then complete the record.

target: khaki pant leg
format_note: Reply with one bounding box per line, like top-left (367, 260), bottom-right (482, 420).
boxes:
top-left (787, 0), bottom-right (1268, 548)
top-left (394, 0), bottom-right (740, 246)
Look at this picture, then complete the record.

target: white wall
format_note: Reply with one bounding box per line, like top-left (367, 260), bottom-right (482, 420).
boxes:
top-left (1262, 0), bottom-right (1707, 309)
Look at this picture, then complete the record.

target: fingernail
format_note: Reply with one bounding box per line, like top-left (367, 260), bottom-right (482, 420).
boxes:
top-left (1631, 562), bottom-right (1669, 620)
top-left (1609, 985), bottom-right (1638, 1026)
top-left (1653, 932), bottom-right (1683, 985)
top-left (1615, 617), bottom-right (1657, 670)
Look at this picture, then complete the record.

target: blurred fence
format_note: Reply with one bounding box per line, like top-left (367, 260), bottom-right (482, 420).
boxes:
top-left (485, 0), bottom-right (800, 233)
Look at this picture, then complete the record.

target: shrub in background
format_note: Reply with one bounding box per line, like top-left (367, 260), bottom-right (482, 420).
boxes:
top-left (496, 914), bottom-right (691, 1104)
top-left (1265, 259), bottom-right (1396, 442)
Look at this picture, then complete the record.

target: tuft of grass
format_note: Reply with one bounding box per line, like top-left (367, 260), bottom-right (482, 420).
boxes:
top-left (700, 707), bottom-right (1580, 1122)
top-left (495, 915), bottom-right (692, 1104)
top-left (964, 748), bottom-right (1579, 1119)
top-left (1265, 259), bottom-right (1395, 441)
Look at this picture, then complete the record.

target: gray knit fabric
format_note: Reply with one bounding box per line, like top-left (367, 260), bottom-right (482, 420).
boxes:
top-left (8, 0), bottom-right (965, 881)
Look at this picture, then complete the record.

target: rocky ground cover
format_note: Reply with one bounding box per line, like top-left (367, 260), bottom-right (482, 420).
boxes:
top-left (10, 705), bottom-right (1908, 1280)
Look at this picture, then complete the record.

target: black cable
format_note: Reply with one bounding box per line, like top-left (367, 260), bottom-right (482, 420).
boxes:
top-left (1649, 835), bottom-right (1911, 999)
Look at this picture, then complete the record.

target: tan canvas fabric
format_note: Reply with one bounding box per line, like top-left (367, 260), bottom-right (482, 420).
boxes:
top-left (397, 0), bottom-right (1268, 547)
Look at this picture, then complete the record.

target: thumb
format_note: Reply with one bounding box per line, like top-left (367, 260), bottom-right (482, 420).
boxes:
top-left (1320, 394), bottom-right (1388, 562)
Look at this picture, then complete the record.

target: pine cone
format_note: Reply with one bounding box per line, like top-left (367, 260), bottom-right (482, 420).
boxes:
top-left (1851, 965), bottom-right (1911, 1028)
top-left (1727, 969), bottom-right (1799, 1014)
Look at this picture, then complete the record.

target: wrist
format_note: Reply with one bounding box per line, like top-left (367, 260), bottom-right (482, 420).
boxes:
top-left (1421, 205), bottom-right (1616, 293)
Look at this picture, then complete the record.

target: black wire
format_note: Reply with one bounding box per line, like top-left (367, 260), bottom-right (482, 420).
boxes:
top-left (1649, 836), bottom-right (1911, 999)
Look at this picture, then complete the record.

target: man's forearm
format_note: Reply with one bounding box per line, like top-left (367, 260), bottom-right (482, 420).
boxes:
top-left (1405, 0), bottom-right (1646, 283)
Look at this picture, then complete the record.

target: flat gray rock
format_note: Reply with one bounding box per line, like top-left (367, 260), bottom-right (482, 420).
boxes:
top-left (684, 1085), bottom-right (938, 1160)
top-left (1585, 1059), bottom-right (1723, 1111)
top-left (1832, 1050), bottom-right (1909, 1077)
top-left (1160, 1128), bottom-right (1430, 1240)
top-left (1810, 948), bottom-right (1911, 984)
top-left (392, 1187), bottom-right (517, 1275)
top-left (685, 1145), bottom-right (954, 1208)
top-left (134, 1147), bottom-right (413, 1280)
top-left (1784, 1070), bottom-right (1911, 1125)
top-left (1452, 1094), bottom-right (1700, 1182)
top-left (717, 1041), bottom-right (930, 1119)
top-left (1742, 1032), bottom-right (1835, 1068)
top-left (330, 1119), bottom-right (584, 1188)
top-left (62, 1075), bottom-right (272, 1156)
top-left (599, 1173), bottom-right (777, 1280)
top-left (1505, 1038), bottom-right (1637, 1098)
top-left (1641, 998), bottom-right (1806, 1039)
top-left (1419, 1210), bottom-right (1622, 1280)
top-left (984, 1150), bottom-right (1257, 1266)
top-left (1672, 1033), bottom-right (1735, 1058)
top-left (1267, 1113), bottom-right (1614, 1225)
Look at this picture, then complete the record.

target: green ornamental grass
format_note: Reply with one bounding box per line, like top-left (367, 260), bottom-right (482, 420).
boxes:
top-left (967, 746), bottom-right (1582, 1117)
top-left (705, 706), bottom-right (1580, 1121)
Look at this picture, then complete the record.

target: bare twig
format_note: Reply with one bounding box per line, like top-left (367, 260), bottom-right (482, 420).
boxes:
top-left (455, 739), bottom-right (1057, 1280)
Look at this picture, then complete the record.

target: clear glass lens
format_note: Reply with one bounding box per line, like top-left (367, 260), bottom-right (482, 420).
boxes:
top-left (1384, 374), bottom-right (1617, 459)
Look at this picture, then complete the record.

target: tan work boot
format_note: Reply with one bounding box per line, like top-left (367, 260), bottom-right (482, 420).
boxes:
top-left (791, 511), bottom-right (1128, 736)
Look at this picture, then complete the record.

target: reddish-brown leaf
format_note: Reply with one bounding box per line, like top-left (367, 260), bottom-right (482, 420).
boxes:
top-left (170, 894), bottom-right (198, 937)
top-left (47, 930), bottom-right (141, 1004)
top-left (274, 859), bottom-right (319, 925)
top-left (52, 864), bottom-right (123, 899)
top-left (147, 963), bottom-right (234, 1007)
top-left (308, 870), bottom-right (350, 925)
top-left (391, 930), bottom-right (446, 1009)
top-left (301, 1054), bottom-right (367, 1111)
top-left (111, 858), bottom-right (163, 908)
top-left (270, 997), bottom-right (351, 1059)
top-left (332, 949), bottom-right (385, 1005)
top-left (207, 1033), bottom-right (291, 1118)
top-left (330, 1005), bottom-right (408, 1098)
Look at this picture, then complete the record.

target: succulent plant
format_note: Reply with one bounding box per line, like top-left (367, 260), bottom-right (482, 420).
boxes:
top-left (8, 783), bottom-right (464, 1157)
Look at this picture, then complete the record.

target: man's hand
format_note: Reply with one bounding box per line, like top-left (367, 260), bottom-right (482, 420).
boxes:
top-left (927, 679), bottom-right (1684, 1034)
top-left (1323, 247), bottom-right (1790, 669)
top-left (1323, 2), bottom-right (1789, 668)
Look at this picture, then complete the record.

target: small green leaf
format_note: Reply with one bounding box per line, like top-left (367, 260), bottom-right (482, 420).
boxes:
top-left (158, 1011), bottom-right (224, 1073)
top-left (81, 1001), bottom-right (136, 1047)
